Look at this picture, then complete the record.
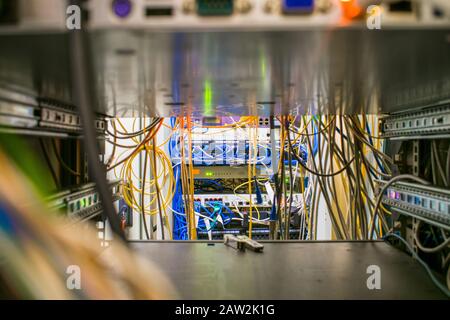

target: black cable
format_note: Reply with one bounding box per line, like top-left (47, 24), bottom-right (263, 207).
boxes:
top-left (290, 134), bottom-right (355, 178)
top-left (51, 139), bottom-right (81, 177)
top-left (431, 142), bottom-right (438, 185)
top-left (287, 116), bottom-right (336, 137)
top-left (334, 122), bottom-right (392, 177)
top-left (106, 121), bottom-right (117, 167)
top-left (432, 141), bottom-right (448, 186)
top-left (39, 138), bottom-right (59, 189)
top-left (68, 4), bottom-right (125, 242)
top-left (446, 144), bottom-right (450, 185)
top-left (345, 117), bottom-right (394, 165)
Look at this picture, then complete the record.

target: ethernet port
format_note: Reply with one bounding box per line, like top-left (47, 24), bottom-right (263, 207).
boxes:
top-left (196, 0), bottom-right (234, 16)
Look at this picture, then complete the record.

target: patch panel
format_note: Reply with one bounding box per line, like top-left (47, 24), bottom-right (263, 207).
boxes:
top-left (39, 100), bottom-right (107, 133)
top-left (377, 179), bottom-right (450, 230)
top-left (0, 88), bottom-right (39, 129)
top-left (381, 104), bottom-right (450, 138)
top-left (0, 87), bottom-right (107, 134)
top-left (40, 106), bottom-right (81, 131)
top-left (0, 114), bottom-right (38, 129)
top-left (172, 139), bottom-right (272, 166)
top-left (0, 86), bottom-right (37, 107)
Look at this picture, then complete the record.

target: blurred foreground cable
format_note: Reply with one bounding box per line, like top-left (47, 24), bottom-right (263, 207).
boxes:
top-left (0, 148), bottom-right (177, 299)
top-left (68, 0), bottom-right (125, 241)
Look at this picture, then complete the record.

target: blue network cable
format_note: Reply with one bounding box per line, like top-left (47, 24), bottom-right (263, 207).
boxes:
top-left (0, 202), bottom-right (17, 236)
top-left (172, 164), bottom-right (188, 239)
top-left (365, 121), bottom-right (386, 174)
top-left (170, 118), bottom-right (188, 240)
top-left (312, 117), bottom-right (319, 157)
top-left (195, 201), bottom-right (236, 232)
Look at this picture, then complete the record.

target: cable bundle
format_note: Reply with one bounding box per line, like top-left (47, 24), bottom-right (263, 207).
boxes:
top-left (282, 114), bottom-right (392, 240)
top-left (108, 118), bottom-right (174, 239)
top-left (107, 114), bottom-right (391, 241)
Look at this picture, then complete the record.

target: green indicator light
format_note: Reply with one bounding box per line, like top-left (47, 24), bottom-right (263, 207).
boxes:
top-left (204, 80), bottom-right (213, 116)
top-left (205, 171), bottom-right (214, 177)
top-left (260, 52), bottom-right (267, 76)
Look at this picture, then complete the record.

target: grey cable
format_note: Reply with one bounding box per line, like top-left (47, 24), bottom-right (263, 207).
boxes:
top-left (431, 145), bottom-right (437, 185)
top-left (432, 141), bottom-right (448, 186)
top-left (414, 220), bottom-right (450, 253)
top-left (384, 233), bottom-right (450, 298)
top-left (446, 144), bottom-right (450, 187)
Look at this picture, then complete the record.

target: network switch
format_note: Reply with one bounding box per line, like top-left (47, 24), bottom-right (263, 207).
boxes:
top-left (47, 180), bottom-right (122, 223)
top-left (192, 165), bottom-right (264, 179)
top-left (39, 99), bottom-right (107, 134)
